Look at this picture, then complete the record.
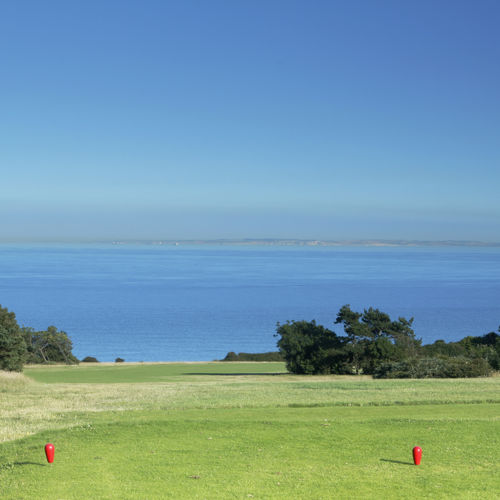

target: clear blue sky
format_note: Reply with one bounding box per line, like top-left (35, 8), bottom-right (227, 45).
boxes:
top-left (1, 0), bottom-right (499, 241)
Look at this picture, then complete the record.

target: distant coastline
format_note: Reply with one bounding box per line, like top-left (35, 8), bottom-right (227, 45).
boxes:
top-left (1, 238), bottom-right (500, 247)
top-left (107, 239), bottom-right (500, 248)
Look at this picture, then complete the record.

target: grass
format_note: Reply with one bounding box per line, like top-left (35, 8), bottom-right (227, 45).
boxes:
top-left (24, 361), bottom-right (288, 383)
top-left (1, 364), bottom-right (499, 499)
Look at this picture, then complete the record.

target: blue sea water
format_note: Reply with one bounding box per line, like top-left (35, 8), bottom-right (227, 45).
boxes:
top-left (0, 244), bottom-right (499, 362)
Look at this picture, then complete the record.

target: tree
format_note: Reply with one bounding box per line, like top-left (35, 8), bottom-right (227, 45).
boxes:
top-left (459, 331), bottom-right (500, 370)
top-left (275, 320), bottom-right (348, 374)
top-left (0, 305), bottom-right (26, 371)
top-left (275, 306), bottom-right (495, 377)
top-left (332, 305), bottom-right (365, 374)
top-left (335, 305), bottom-right (420, 374)
top-left (391, 316), bottom-right (421, 360)
top-left (421, 339), bottom-right (466, 358)
top-left (23, 325), bottom-right (78, 364)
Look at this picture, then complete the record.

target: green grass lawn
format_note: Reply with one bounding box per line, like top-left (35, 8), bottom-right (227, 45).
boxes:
top-left (24, 361), bottom-right (288, 383)
top-left (1, 364), bottom-right (499, 499)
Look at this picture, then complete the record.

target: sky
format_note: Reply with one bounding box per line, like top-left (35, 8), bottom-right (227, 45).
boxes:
top-left (1, 0), bottom-right (499, 242)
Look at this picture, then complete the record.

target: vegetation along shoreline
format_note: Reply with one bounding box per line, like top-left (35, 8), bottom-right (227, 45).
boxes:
top-left (1, 303), bottom-right (498, 378)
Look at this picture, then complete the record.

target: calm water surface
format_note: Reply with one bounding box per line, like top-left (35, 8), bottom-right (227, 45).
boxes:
top-left (0, 244), bottom-right (499, 361)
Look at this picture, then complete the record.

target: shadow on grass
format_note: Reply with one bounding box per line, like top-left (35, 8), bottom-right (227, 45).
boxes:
top-left (1, 462), bottom-right (46, 469)
top-left (380, 458), bottom-right (414, 466)
top-left (184, 372), bottom-right (286, 376)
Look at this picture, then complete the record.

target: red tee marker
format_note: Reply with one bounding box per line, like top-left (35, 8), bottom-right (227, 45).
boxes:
top-left (45, 443), bottom-right (55, 463)
top-left (413, 446), bottom-right (422, 465)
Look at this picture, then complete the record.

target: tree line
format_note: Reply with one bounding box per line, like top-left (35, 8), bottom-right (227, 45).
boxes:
top-left (275, 305), bottom-right (499, 377)
top-left (2, 301), bottom-right (498, 377)
top-left (0, 304), bottom-right (78, 371)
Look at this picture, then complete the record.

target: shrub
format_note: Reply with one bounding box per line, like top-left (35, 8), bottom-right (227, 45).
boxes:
top-left (115, 357), bottom-right (125, 363)
top-left (81, 356), bottom-right (99, 363)
top-left (373, 356), bottom-right (491, 378)
top-left (221, 351), bottom-right (284, 362)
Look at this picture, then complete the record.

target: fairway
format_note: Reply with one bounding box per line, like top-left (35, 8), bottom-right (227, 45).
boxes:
top-left (24, 362), bottom-right (288, 383)
top-left (1, 364), bottom-right (499, 499)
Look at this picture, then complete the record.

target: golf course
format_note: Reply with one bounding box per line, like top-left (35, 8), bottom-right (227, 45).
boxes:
top-left (1, 363), bottom-right (499, 499)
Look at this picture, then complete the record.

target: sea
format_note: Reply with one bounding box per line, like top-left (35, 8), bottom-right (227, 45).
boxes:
top-left (0, 244), bottom-right (499, 362)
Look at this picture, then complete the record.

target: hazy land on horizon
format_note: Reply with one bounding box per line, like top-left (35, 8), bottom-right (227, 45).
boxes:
top-left (1, 238), bottom-right (500, 247)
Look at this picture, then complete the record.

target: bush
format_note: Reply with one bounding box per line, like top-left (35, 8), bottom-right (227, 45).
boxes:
top-left (221, 351), bottom-right (284, 362)
top-left (115, 357), bottom-right (125, 363)
top-left (373, 356), bottom-right (491, 378)
top-left (81, 356), bottom-right (99, 363)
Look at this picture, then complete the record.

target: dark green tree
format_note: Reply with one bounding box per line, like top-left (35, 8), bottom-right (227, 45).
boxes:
top-left (421, 339), bottom-right (466, 358)
top-left (459, 331), bottom-right (500, 370)
top-left (363, 336), bottom-right (397, 374)
top-left (275, 320), bottom-right (347, 374)
top-left (391, 316), bottom-right (421, 359)
top-left (332, 305), bottom-right (365, 373)
top-left (335, 305), bottom-right (420, 374)
top-left (23, 325), bottom-right (78, 364)
top-left (0, 305), bottom-right (27, 371)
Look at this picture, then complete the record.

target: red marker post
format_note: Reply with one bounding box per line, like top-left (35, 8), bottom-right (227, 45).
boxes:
top-left (412, 446), bottom-right (422, 465)
top-left (45, 443), bottom-right (55, 464)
